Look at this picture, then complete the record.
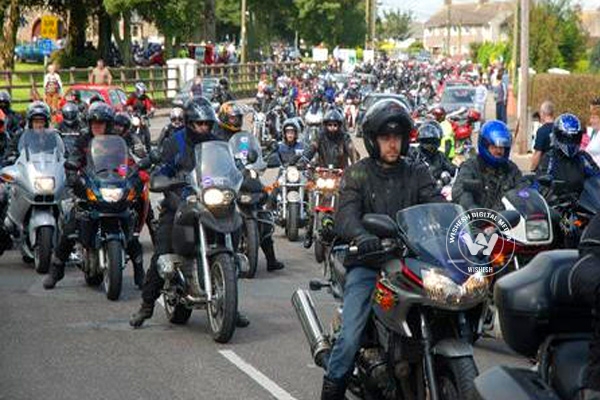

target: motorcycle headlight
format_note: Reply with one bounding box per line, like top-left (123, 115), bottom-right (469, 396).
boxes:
top-left (203, 188), bottom-right (234, 206)
top-left (249, 169), bottom-right (258, 179)
top-left (422, 269), bottom-right (487, 305)
top-left (286, 190), bottom-right (301, 202)
top-left (286, 167), bottom-right (300, 183)
top-left (325, 178), bottom-right (336, 189)
top-left (99, 187), bottom-right (124, 203)
top-left (526, 219), bottom-right (550, 241)
top-left (239, 194), bottom-right (253, 204)
top-left (34, 177), bottom-right (55, 194)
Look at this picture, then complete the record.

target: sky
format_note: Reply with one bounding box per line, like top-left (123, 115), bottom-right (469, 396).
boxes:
top-left (380, 0), bottom-right (600, 22)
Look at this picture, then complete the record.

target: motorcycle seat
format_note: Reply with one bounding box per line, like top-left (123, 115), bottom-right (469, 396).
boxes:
top-left (548, 339), bottom-right (589, 400)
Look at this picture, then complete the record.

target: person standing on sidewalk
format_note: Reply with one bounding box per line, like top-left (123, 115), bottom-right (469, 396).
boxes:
top-left (89, 59), bottom-right (113, 85)
top-left (494, 69), bottom-right (508, 124)
top-left (530, 100), bottom-right (555, 171)
top-left (43, 64), bottom-right (63, 116)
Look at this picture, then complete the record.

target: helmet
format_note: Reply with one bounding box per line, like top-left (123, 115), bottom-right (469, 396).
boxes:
top-left (0, 91), bottom-right (11, 109)
top-left (184, 97), bottom-right (218, 128)
top-left (362, 99), bottom-right (414, 159)
top-left (478, 120), bottom-right (512, 167)
top-left (219, 77), bottom-right (229, 88)
top-left (170, 107), bottom-right (184, 127)
top-left (26, 101), bottom-right (51, 127)
top-left (88, 94), bottom-right (105, 105)
top-left (428, 106), bottom-right (446, 123)
top-left (113, 112), bottom-right (132, 133)
top-left (61, 102), bottom-right (79, 127)
top-left (323, 108), bottom-right (344, 125)
top-left (135, 82), bottom-right (147, 96)
top-left (218, 102), bottom-right (244, 133)
top-left (87, 102), bottom-right (115, 132)
top-left (553, 113), bottom-right (582, 158)
top-left (282, 118), bottom-right (301, 140)
top-left (418, 120), bottom-right (443, 153)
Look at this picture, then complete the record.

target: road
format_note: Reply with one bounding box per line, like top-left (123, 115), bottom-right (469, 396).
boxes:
top-left (0, 116), bottom-right (529, 400)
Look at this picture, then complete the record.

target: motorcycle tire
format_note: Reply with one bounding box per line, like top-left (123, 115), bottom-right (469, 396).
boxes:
top-left (104, 240), bottom-right (124, 301)
top-left (434, 356), bottom-right (479, 400)
top-left (315, 240), bottom-right (325, 264)
top-left (239, 219), bottom-right (259, 279)
top-left (34, 226), bottom-right (53, 274)
top-left (207, 253), bottom-right (238, 343)
top-left (286, 203), bottom-right (300, 242)
top-left (164, 294), bottom-right (192, 325)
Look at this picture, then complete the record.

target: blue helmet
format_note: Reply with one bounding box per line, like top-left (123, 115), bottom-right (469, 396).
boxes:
top-left (553, 113), bottom-right (582, 158)
top-left (478, 120), bottom-right (512, 167)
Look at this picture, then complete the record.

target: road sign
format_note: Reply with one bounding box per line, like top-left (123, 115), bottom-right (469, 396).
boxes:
top-left (40, 15), bottom-right (59, 40)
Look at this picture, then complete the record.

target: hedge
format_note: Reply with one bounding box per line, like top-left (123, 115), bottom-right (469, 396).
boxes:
top-left (529, 73), bottom-right (600, 124)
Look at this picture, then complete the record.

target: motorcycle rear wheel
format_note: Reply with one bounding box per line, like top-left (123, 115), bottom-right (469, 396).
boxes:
top-left (207, 253), bottom-right (237, 343)
top-left (103, 241), bottom-right (124, 301)
top-left (434, 356), bottom-right (479, 400)
top-left (34, 226), bottom-right (53, 274)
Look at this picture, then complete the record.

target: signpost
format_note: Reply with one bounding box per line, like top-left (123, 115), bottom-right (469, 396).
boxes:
top-left (40, 16), bottom-right (59, 40)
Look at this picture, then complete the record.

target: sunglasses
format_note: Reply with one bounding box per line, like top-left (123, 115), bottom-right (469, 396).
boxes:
top-left (326, 123), bottom-right (339, 128)
top-left (194, 121), bottom-right (212, 126)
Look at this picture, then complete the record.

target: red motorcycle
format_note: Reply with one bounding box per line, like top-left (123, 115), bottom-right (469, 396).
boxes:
top-left (447, 107), bottom-right (481, 156)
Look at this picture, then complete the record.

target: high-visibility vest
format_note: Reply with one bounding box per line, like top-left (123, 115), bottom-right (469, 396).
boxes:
top-left (439, 120), bottom-right (455, 159)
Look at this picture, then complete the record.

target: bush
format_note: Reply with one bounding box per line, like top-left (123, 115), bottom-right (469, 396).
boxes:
top-left (530, 74), bottom-right (600, 124)
top-left (50, 48), bottom-right (99, 69)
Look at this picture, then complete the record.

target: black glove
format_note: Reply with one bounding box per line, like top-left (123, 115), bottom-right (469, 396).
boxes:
top-left (355, 233), bottom-right (382, 255)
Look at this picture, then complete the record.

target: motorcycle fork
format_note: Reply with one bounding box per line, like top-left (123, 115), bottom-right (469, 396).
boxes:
top-left (196, 222), bottom-right (212, 302)
top-left (282, 185), bottom-right (288, 218)
top-left (420, 311), bottom-right (439, 400)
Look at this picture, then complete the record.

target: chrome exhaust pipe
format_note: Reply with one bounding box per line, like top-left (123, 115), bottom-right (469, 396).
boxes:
top-left (291, 289), bottom-right (331, 368)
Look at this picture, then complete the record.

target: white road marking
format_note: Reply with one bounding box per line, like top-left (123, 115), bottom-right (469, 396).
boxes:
top-left (219, 349), bottom-right (298, 400)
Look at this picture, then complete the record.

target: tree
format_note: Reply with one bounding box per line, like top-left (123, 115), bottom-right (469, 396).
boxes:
top-left (0, 0), bottom-right (22, 70)
top-left (591, 41), bottom-right (600, 72)
top-left (376, 9), bottom-right (413, 41)
top-left (295, 0), bottom-right (365, 47)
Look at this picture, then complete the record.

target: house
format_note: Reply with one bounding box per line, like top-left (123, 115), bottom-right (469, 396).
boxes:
top-left (581, 8), bottom-right (600, 41)
top-left (423, 0), bottom-right (514, 56)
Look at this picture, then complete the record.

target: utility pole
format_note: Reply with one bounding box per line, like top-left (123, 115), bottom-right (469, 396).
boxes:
top-left (241, 0), bottom-right (247, 63)
top-left (517, 0), bottom-right (529, 154)
top-left (445, 0), bottom-right (452, 56)
top-left (370, 0), bottom-right (376, 49)
top-left (510, 0), bottom-right (519, 87)
top-left (365, 0), bottom-right (371, 49)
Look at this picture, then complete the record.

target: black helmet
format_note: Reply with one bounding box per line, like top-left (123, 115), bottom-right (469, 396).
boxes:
top-left (61, 102), bottom-right (79, 127)
top-left (219, 77), bottom-right (229, 87)
top-left (184, 97), bottom-right (217, 129)
top-left (323, 108), bottom-right (344, 125)
top-left (26, 101), bottom-right (51, 128)
top-left (114, 112), bottom-right (132, 134)
top-left (0, 91), bottom-right (11, 110)
top-left (362, 99), bottom-right (413, 159)
top-left (87, 102), bottom-right (115, 133)
top-left (417, 120), bottom-right (443, 153)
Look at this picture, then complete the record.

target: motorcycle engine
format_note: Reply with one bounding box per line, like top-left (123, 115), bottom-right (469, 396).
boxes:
top-left (356, 347), bottom-right (390, 392)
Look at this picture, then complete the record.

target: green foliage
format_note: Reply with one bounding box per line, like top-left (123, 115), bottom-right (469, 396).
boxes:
top-left (469, 42), bottom-right (483, 61)
top-left (407, 40), bottom-right (424, 54)
top-left (475, 41), bottom-right (510, 68)
top-left (376, 9), bottom-right (413, 41)
top-left (591, 41), bottom-right (600, 72)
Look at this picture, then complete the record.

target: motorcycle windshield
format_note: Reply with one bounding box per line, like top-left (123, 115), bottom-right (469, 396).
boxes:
top-left (396, 203), bottom-right (479, 284)
top-left (195, 141), bottom-right (243, 192)
top-left (88, 135), bottom-right (129, 179)
top-left (504, 188), bottom-right (549, 220)
top-left (579, 175), bottom-right (600, 214)
top-left (228, 131), bottom-right (267, 171)
top-left (18, 129), bottom-right (65, 162)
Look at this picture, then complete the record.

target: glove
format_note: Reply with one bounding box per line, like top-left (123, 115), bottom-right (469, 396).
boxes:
top-left (355, 233), bottom-right (382, 255)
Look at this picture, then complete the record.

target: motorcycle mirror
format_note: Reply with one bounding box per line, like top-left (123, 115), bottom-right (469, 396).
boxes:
top-left (150, 174), bottom-right (186, 193)
top-left (64, 160), bottom-right (80, 171)
top-left (247, 149), bottom-right (259, 164)
top-left (499, 210), bottom-right (521, 228)
top-left (362, 214), bottom-right (398, 238)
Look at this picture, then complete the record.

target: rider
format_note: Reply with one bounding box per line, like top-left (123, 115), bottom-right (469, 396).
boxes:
top-left (320, 99), bottom-right (444, 399)
top-left (129, 98), bottom-right (250, 328)
top-left (8, 101), bottom-right (51, 158)
top-left (409, 120), bottom-right (457, 181)
top-left (211, 77), bottom-right (235, 105)
top-left (0, 91), bottom-right (22, 135)
top-left (272, 118), bottom-right (304, 166)
top-left (127, 82), bottom-right (154, 152)
top-left (57, 102), bottom-right (84, 157)
top-left (452, 120), bottom-right (522, 211)
top-left (114, 112), bottom-right (146, 159)
top-left (42, 102), bottom-right (150, 289)
top-left (429, 106), bottom-right (455, 160)
top-left (215, 101), bottom-right (244, 141)
top-left (536, 113), bottom-right (600, 198)
top-left (157, 107), bottom-right (185, 150)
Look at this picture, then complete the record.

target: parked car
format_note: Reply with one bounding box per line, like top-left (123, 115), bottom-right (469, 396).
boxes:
top-left (15, 39), bottom-right (61, 63)
top-left (436, 78), bottom-right (473, 97)
top-left (61, 85), bottom-right (128, 111)
top-left (172, 77), bottom-right (220, 107)
top-left (439, 86), bottom-right (477, 114)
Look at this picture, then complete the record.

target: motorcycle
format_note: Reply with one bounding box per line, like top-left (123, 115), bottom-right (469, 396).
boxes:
top-left (229, 131), bottom-right (271, 279)
top-left (71, 135), bottom-right (141, 300)
top-left (344, 98), bottom-right (360, 130)
top-left (1, 130), bottom-right (66, 273)
top-left (307, 165), bottom-right (343, 264)
top-left (304, 100), bottom-right (324, 145)
top-left (251, 110), bottom-right (269, 149)
top-left (270, 157), bottom-right (308, 242)
top-left (150, 141), bottom-right (243, 343)
top-left (131, 113), bottom-right (152, 154)
top-left (475, 250), bottom-right (592, 400)
top-left (447, 108), bottom-right (480, 158)
top-left (293, 203), bottom-right (511, 400)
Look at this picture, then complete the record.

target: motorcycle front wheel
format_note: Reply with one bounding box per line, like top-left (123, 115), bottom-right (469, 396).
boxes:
top-left (207, 253), bottom-right (238, 343)
top-left (34, 226), bottom-right (53, 274)
top-left (434, 356), bottom-right (479, 400)
top-left (239, 219), bottom-right (259, 279)
top-left (164, 294), bottom-right (192, 325)
top-left (103, 241), bottom-right (124, 301)
top-left (286, 203), bottom-right (300, 242)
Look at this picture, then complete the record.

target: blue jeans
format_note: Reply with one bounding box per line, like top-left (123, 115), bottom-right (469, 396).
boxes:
top-left (326, 266), bottom-right (378, 382)
top-left (496, 102), bottom-right (507, 124)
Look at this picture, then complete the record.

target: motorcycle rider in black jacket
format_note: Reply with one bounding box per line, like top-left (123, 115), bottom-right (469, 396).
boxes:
top-left (156, 107), bottom-right (184, 151)
top-left (408, 120), bottom-right (457, 180)
top-left (321, 99), bottom-right (444, 399)
top-left (129, 98), bottom-right (251, 328)
top-left (57, 102), bottom-right (84, 157)
top-left (452, 120), bottom-right (522, 211)
top-left (0, 91), bottom-right (22, 136)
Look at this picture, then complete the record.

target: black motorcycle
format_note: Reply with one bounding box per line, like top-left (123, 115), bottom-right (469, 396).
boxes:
top-left (475, 250), bottom-right (592, 400)
top-left (293, 203), bottom-right (518, 399)
top-left (150, 141), bottom-right (243, 343)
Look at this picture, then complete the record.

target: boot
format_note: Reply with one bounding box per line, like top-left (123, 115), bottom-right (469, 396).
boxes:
top-left (320, 376), bottom-right (346, 400)
top-left (303, 229), bottom-right (313, 249)
top-left (129, 301), bottom-right (154, 328)
top-left (263, 243), bottom-right (285, 272)
top-left (236, 311), bottom-right (250, 328)
top-left (43, 257), bottom-right (65, 289)
top-left (132, 258), bottom-right (145, 290)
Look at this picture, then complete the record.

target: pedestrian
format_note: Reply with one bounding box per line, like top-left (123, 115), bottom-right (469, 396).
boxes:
top-left (189, 76), bottom-right (203, 99)
top-left (89, 59), bottom-right (113, 85)
top-left (494, 68), bottom-right (508, 124)
top-left (43, 64), bottom-right (63, 116)
top-left (474, 78), bottom-right (488, 117)
top-left (530, 100), bottom-right (555, 171)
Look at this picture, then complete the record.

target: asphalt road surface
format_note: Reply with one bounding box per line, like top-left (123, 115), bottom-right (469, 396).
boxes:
top-left (0, 115), bottom-right (529, 400)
